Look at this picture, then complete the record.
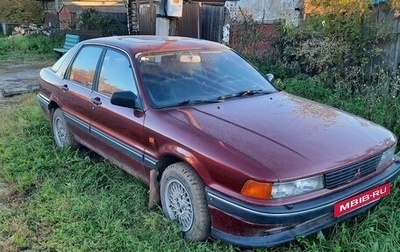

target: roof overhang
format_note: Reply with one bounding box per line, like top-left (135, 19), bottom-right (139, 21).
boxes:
top-left (60, 3), bottom-right (126, 13)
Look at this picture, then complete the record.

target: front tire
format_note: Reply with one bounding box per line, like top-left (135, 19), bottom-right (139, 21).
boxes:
top-left (160, 162), bottom-right (210, 241)
top-left (52, 108), bottom-right (78, 149)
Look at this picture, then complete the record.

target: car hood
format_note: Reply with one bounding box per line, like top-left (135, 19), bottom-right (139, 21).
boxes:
top-left (166, 92), bottom-right (396, 180)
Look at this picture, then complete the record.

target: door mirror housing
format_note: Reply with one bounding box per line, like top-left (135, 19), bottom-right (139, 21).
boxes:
top-left (265, 73), bottom-right (275, 84)
top-left (111, 91), bottom-right (142, 110)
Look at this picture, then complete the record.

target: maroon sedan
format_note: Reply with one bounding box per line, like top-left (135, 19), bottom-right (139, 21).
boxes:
top-left (37, 36), bottom-right (400, 247)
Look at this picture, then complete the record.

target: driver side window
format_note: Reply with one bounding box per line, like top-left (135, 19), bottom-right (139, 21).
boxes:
top-left (98, 49), bottom-right (138, 96)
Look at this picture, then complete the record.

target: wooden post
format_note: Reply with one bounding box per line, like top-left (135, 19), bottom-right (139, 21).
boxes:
top-left (1, 23), bottom-right (6, 36)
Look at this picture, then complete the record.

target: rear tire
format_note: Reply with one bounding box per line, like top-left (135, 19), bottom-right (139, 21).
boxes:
top-left (52, 108), bottom-right (78, 149)
top-left (160, 162), bottom-right (210, 241)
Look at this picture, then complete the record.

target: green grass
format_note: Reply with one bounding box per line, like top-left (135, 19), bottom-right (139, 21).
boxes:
top-left (0, 35), bottom-right (59, 65)
top-left (0, 94), bottom-right (399, 252)
top-left (0, 95), bottom-right (232, 251)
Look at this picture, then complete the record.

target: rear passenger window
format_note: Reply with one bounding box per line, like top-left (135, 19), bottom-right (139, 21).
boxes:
top-left (98, 49), bottom-right (138, 96)
top-left (69, 46), bottom-right (103, 89)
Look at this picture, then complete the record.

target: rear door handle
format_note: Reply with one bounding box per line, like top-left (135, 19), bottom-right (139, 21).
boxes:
top-left (62, 84), bottom-right (69, 91)
top-left (91, 97), bottom-right (102, 105)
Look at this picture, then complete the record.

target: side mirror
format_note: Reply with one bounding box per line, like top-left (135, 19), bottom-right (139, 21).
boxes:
top-left (265, 73), bottom-right (275, 84)
top-left (111, 91), bottom-right (142, 109)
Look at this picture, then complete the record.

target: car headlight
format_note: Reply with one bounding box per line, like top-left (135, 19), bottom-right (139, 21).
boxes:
top-left (271, 175), bottom-right (325, 199)
top-left (378, 145), bottom-right (396, 167)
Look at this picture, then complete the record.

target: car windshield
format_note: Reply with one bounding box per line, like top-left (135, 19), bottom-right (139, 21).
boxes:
top-left (138, 49), bottom-right (277, 108)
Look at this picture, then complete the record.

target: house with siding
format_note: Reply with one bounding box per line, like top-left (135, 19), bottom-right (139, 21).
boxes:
top-left (223, 0), bottom-right (303, 53)
top-left (226, 0), bottom-right (303, 26)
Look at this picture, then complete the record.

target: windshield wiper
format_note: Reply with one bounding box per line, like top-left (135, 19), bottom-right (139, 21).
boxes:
top-left (173, 90), bottom-right (274, 107)
top-left (217, 89), bottom-right (275, 100)
top-left (176, 99), bottom-right (222, 106)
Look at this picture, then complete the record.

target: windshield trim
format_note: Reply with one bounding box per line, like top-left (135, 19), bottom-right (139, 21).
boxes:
top-left (138, 49), bottom-right (278, 109)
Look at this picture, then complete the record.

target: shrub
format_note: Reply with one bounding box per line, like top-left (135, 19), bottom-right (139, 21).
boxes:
top-left (0, 35), bottom-right (58, 55)
top-left (0, 0), bottom-right (43, 23)
top-left (274, 12), bottom-right (393, 87)
top-left (71, 9), bottom-right (124, 36)
top-left (256, 1), bottom-right (400, 149)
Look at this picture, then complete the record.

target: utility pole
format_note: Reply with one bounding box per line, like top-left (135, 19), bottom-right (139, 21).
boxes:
top-left (55, 0), bottom-right (59, 11)
top-left (155, 0), bottom-right (182, 36)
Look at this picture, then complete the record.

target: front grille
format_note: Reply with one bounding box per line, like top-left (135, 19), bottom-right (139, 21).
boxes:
top-left (325, 154), bottom-right (382, 189)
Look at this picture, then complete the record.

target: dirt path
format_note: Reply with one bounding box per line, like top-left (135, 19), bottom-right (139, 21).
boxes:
top-left (0, 62), bottom-right (46, 99)
top-left (0, 61), bottom-right (53, 111)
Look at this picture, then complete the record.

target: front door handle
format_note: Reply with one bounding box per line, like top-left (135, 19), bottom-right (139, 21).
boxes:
top-left (91, 97), bottom-right (102, 105)
top-left (62, 84), bottom-right (69, 91)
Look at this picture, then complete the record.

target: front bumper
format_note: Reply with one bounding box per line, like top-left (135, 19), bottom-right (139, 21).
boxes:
top-left (206, 156), bottom-right (400, 248)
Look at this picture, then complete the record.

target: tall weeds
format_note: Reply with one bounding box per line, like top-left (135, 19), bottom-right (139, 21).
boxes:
top-left (243, 1), bottom-right (400, 149)
top-left (0, 35), bottom-right (57, 55)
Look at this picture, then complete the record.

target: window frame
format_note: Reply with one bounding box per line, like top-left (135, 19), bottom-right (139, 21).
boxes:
top-left (64, 43), bottom-right (144, 109)
top-left (66, 45), bottom-right (105, 90)
top-left (96, 48), bottom-right (139, 97)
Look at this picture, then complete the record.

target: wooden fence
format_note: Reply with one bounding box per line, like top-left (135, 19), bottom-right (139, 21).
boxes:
top-left (138, 3), bottom-right (225, 43)
top-left (374, 8), bottom-right (400, 70)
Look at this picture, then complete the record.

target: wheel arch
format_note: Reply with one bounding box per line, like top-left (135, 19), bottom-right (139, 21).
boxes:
top-left (155, 149), bottom-right (210, 185)
top-left (156, 154), bottom-right (182, 180)
top-left (48, 100), bottom-right (60, 113)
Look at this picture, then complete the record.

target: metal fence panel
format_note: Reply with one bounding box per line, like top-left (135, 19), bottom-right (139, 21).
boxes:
top-left (201, 5), bottom-right (225, 42)
top-left (138, 5), bottom-right (156, 35)
top-left (178, 3), bottom-right (200, 38)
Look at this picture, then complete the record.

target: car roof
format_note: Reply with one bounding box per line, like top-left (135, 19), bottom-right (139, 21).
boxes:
top-left (80, 35), bottom-right (227, 57)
